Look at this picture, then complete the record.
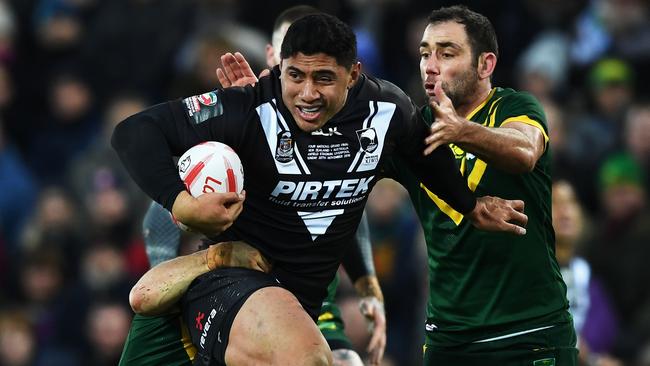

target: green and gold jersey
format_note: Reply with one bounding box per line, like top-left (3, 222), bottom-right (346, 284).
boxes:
top-left (383, 87), bottom-right (570, 347)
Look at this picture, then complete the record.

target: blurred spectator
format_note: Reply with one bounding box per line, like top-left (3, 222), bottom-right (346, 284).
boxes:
top-left (83, 301), bottom-right (131, 366)
top-left (0, 120), bottom-right (36, 253)
top-left (364, 179), bottom-right (425, 366)
top-left (27, 71), bottom-right (99, 185)
top-left (79, 0), bottom-right (192, 101)
top-left (564, 58), bottom-right (634, 211)
top-left (553, 180), bottom-right (620, 365)
top-left (67, 92), bottom-right (148, 214)
top-left (624, 102), bottom-right (650, 191)
top-left (584, 153), bottom-right (650, 363)
top-left (517, 31), bottom-right (570, 101)
top-left (571, 0), bottom-right (650, 64)
top-left (0, 309), bottom-right (36, 366)
top-left (20, 187), bottom-right (84, 278)
top-left (170, 33), bottom-right (237, 98)
top-left (52, 242), bottom-right (134, 351)
top-left (0, 1), bottom-right (15, 63)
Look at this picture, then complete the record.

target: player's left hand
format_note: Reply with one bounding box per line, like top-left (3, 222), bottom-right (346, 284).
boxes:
top-left (216, 52), bottom-right (270, 88)
top-left (424, 80), bottom-right (469, 155)
top-left (359, 296), bottom-right (386, 366)
top-left (467, 196), bottom-right (528, 235)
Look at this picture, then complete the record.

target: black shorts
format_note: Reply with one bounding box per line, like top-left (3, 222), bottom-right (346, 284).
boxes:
top-left (181, 267), bottom-right (282, 366)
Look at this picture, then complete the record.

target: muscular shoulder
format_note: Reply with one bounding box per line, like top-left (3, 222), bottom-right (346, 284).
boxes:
top-left (492, 87), bottom-right (547, 129)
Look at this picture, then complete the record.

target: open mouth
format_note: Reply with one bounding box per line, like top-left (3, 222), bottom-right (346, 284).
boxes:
top-left (424, 82), bottom-right (436, 96)
top-left (296, 106), bottom-right (323, 122)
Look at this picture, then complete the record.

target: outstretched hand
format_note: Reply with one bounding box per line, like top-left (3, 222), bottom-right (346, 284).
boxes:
top-left (466, 196), bottom-right (528, 235)
top-left (424, 81), bottom-right (468, 155)
top-left (216, 52), bottom-right (270, 88)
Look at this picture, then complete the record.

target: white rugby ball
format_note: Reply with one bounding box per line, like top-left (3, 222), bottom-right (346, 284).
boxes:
top-left (172, 141), bottom-right (244, 231)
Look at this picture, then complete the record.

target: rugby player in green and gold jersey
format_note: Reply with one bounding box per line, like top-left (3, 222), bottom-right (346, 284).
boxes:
top-left (382, 5), bottom-right (577, 365)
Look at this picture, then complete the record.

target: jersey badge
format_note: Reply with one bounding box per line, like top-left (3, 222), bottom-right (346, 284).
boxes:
top-left (275, 131), bottom-right (294, 163)
top-left (356, 127), bottom-right (378, 153)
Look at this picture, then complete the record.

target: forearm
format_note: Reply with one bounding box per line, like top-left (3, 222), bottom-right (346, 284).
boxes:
top-left (456, 121), bottom-right (538, 173)
top-left (129, 250), bottom-right (211, 316)
top-left (341, 211), bottom-right (375, 282)
top-left (410, 144), bottom-right (476, 214)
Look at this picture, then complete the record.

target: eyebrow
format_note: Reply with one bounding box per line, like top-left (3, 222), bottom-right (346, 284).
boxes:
top-left (286, 66), bottom-right (337, 78)
top-left (419, 41), bottom-right (462, 49)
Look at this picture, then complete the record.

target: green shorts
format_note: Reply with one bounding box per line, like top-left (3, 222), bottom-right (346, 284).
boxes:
top-left (317, 274), bottom-right (353, 351)
top-left (119, 312), bottom-right (195, 366)
top-left (423, 322), bottom-right (578, 366)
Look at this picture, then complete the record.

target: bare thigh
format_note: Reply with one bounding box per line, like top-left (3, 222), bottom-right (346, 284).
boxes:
top-left (224, 286), bottom-right (333, 366)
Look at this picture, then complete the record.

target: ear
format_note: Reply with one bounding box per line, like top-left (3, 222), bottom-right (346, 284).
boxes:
top-left (348, 62), bottom-right (362, 89)
top-left (477, 53), bottom-right (497, 80)
top-left (265, 44), bottom-right (276, 68)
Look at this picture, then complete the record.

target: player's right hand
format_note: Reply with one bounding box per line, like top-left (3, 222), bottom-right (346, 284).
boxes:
top-left (216, 52), bottom-right (270, 88)
top-left (171, 190), bottom-right (245, 236)
top-left (467, 196), bottom-right (527, 235)
top-left (206, 241), bottom-right (272, 273)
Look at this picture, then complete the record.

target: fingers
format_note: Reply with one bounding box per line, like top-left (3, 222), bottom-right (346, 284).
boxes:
top-left (216, 68), bottom-right (231, 88)
top-left (233, 52), bottom-right (255, 78)
top-left (221, 53), bottom-right (239, 84)
top-left (503, 222), bottom-right (527, 236)
top-left (433, 80), bottom-right (450, 104)
top-left (366, 314), bottom-right (386, 365)
top-left (509, 199), bottom-right (525, 212)
top-left (423, 137), bottom-right (443, 156)
top-left (258, 68), bottom-right (271, 78)
top-left (509, 209), bottom-right (528, 228)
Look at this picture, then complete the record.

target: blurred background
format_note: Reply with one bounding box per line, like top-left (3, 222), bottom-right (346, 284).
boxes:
top-left (0, 0), bottom-right (649, 365)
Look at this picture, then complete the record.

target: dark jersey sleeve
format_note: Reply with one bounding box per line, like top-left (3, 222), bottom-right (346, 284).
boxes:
top-left (341, 210), bottom-right (375, 282)
top-left (396, 100), bottom-right (476, 215)
top-left (111, 88), bottom-right (253, 211)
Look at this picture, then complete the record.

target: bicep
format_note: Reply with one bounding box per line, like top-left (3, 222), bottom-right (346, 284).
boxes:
top-left (499, 121), bottom-right (546, 161)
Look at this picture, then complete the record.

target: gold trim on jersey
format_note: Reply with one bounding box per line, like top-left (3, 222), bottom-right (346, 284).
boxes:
top-left (180, 315), bottom-right (197, 360)
top-left (420, 94), bottom-right (501, 225)
top-left (465, 88), bottom-right (496, 120)
top-left (318, 311), bottom-right (335, 322)
top-left (501, 115), bottom-right (550, 144)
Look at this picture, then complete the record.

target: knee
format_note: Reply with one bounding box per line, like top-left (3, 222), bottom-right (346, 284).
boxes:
top-left (332, 349), bottom-right (364, 366)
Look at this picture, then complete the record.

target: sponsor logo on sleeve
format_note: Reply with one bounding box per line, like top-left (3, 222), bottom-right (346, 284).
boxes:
top-left (182, 91), bottom-right (224, 125)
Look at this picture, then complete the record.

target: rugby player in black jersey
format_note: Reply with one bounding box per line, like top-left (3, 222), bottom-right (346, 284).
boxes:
top-left (113, 13), bottom-right (527, 366)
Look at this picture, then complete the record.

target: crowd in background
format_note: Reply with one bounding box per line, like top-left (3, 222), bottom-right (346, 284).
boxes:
top-left (0, 0), bottom-right (649, 365)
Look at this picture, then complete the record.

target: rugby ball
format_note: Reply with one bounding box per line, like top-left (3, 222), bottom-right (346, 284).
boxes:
top-left (172, 141), bottom-right (244, 231)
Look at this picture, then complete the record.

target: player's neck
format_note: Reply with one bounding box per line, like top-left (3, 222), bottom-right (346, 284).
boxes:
top-left (457, 82), bottom-right (493, 118)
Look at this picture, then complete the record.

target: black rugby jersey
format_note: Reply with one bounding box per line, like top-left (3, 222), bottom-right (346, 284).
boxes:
top-left (112, 67), bottom-right (475, 318)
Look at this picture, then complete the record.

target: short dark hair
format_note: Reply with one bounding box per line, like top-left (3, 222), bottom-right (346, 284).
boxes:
top-left (273, 5), bottom-right (320, 33)
top-left (428, 6), bottom-right (499, 62)
top-left (280, 13), bottom-right (357, 69)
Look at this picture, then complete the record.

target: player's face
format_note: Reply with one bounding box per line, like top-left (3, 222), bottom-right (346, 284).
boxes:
top-left (280, 52), bottom-right (360, 133)
top-left (419, 21), bottom-right (480, 108)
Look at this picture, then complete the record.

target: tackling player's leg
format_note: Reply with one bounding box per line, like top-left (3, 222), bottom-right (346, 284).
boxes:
top-left (319, 276), bottom-right (363, 366)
